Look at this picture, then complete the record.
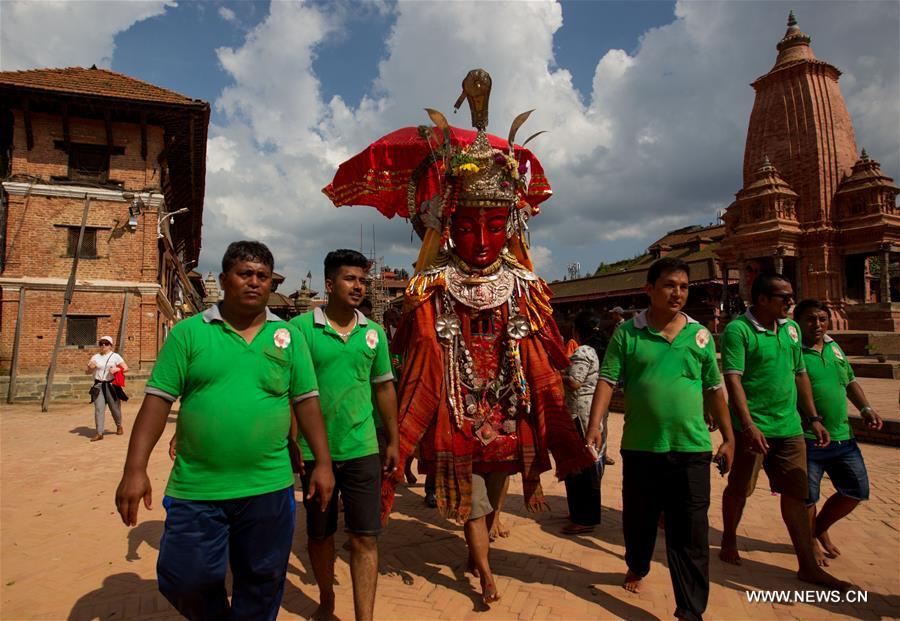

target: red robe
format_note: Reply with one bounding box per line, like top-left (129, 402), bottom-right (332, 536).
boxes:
top-left (381, 267), bottom-right (593, 523)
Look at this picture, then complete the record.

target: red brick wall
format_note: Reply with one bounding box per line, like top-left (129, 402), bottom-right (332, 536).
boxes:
top-left (0, 287), bottom-right (148, 374)
top-left (10, 111), bottom-right (164, 190)
top-left (3, 193), bottom-right (156, 281)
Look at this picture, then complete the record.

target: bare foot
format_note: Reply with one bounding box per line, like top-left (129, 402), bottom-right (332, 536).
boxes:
top-left (481, 576), bottom-right (500, 605)
top-left (719, 545), bottom-right (742, 566)
top-left (489, 518), bottom-right (509, 541)
top-left (310, 593), bottom-right (336, 621)
top-left (813, 539), bottom-right (829, 567)
top-left (797, 567), bottom-right (854, 591)
top-left (623, 570), bottom-right (642, 593)
top-left (816, 531), bottom-right (841, 559)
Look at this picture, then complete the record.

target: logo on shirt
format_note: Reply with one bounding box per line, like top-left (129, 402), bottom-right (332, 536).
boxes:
top-left (787, 325), bottom-right (799, 343)
top-left (366, 329), bottom-right (378, 349)
top-left (832, 344), bottom-right (844, 360)
top-left (695, 329), bottom-right (710, 349)
top-left (273, 328), bottom-right (291, 349)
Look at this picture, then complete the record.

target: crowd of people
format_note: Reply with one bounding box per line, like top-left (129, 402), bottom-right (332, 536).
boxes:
top-left (107, 240), bottom-right (882, 621)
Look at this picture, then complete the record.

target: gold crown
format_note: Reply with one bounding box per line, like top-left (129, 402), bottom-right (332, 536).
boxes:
top-left (427, 69), bottom-right (539, 210)
top-left (455, 132), bottom-right (519, 208)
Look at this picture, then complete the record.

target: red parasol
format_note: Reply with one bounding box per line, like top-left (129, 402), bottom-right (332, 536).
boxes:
top-left (322, 125), bottom-right (551, 219)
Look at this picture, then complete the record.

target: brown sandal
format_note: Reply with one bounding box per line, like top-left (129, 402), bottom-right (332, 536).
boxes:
top-left (562, 523), bottom-right (594, 535)
top-left (90, 434), bottom-right (104, 442)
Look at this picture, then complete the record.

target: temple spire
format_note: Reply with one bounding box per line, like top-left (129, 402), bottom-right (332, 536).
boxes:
top-left (775, 10), bottom-right (814, 67)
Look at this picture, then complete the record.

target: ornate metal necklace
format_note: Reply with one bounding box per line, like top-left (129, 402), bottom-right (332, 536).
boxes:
top-left (436, 291), bottom-right (532, 436)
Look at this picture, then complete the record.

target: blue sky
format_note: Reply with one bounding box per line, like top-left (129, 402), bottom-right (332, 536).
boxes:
top-left (3, 1), bottom-right (898, 287)
top-left (111, 1), bottom-right (677, 129)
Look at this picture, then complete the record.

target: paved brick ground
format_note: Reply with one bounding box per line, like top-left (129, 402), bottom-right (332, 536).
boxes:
top-left (1, 378), bottom-right (897, 620)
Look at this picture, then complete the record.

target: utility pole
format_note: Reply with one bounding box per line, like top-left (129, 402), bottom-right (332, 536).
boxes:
top-left (42, 195), bottom-right (91, 411)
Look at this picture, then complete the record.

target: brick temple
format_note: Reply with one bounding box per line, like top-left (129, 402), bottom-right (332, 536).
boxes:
top-left (717, 13), bottom-right (899, 330)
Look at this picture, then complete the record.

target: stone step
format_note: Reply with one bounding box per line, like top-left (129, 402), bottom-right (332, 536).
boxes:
top-left (829, 330), bottom-right (900, 357)
top-left (847, 356), bottom-right (900, 380)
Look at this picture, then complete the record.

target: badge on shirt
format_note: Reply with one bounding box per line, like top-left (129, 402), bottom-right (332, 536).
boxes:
top-left (695, 328), bottom-right (710, 349)
top-left (273, 327), bottom-right (291, 349)
top-left (366, 329), bottom-right (378, 349)
top-left (787, 325), bottom-right (799, 343)
top-left (832, 344), bottom-right (844, 360)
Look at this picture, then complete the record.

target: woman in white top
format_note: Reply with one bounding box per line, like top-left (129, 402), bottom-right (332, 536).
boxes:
top-left (561, 312), bottom-right (606, 534)
top-left (86, 336), bottom-right (128, 441)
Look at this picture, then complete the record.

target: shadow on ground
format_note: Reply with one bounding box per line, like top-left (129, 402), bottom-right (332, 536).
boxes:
top-left (379, 481), bottom-right (898, 620)
top-left (68, 572), bottom-right (177, 620)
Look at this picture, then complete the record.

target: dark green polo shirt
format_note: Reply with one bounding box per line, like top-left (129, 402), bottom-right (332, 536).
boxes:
top-left (600, 311), bottom-right (721, 453)
top-left (802, 336), bottom-right (856, 441)
top-left (291, 307), bottom-right (393, 461)
top-left (146, 305), bottom-right (318, 500)
top-left (721, 311), bottom-right (805, 438)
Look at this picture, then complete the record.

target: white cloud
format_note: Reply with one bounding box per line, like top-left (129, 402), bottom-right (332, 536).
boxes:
top-left (202, 0), bottom-right (896, 286)
top-left (528, 245), bottom-right (554, 275)
top-left (4, 0), bottom-right (896, 286)
top-left (206, 135), bottom-right (238, 173)
top-left (218, 6), bottom-right (237, 24)
top-left (0, 0), bottom-right (174, 70)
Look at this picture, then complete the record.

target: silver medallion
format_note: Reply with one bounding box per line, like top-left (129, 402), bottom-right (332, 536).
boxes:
top-left (435, 313), bottom-right (461, 341)
top-left (507, 314), bottom-right (531, 339)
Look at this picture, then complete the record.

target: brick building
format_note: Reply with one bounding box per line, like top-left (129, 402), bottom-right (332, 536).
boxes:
top-left (717, 13), bottom-right (899, 330)
top-left (0, 67), bottom-right (209, 400)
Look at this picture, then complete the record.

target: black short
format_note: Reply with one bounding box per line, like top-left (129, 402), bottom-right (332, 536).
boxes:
top-left (300, 453), bottom-right (382, 539)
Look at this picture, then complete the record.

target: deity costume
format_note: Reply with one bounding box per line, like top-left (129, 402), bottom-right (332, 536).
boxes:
top-left (324, 69), bottom-right (593, 523)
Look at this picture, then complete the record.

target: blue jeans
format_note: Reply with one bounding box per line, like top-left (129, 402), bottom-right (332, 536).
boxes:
top-left (806, 438), bottom-right (870, 505)
top-left (157, 486), bottom-right (295, 621)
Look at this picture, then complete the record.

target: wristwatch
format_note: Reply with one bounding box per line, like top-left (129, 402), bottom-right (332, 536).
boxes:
top-left (860, 405), bottom-right (874, 416)
top-left (804, 415), bottom-right (824, 425)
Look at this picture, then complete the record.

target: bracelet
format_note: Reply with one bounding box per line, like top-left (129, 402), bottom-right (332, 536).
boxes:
top-left (804, 415), bottom-right (824, 425)
top-left (860, 405), bottom-right (874, 416)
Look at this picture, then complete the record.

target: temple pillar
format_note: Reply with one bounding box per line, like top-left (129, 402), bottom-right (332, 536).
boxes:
top-left (880, 245), bottom-right (891, 303)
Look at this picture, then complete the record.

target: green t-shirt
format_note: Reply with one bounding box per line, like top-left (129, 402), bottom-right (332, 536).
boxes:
top-left (599, 311), bottom-right (721, 453)
top-left (146, 305), bottom-right (318, 500)
top-left (802, 337), bottom-right (856, 441)
top-left (721, 312), bottom-right (805, 438)
top-left (291, 308), bottom-right (394, 461)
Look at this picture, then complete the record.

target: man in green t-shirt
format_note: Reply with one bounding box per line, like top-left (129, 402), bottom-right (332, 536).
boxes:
top-left (794, 299), bottom-right (882, 566)
top-left (291, 249), bottom-right (398, 621)
top-left (720, 273), bottom-right (849, 590)
top-left (115, 241), bottom-right (334, 621)
top-left (586, 257), bottom-right (735, 621)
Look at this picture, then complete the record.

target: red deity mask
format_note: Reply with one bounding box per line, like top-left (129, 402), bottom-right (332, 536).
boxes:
top-left (450, 206), bottom-right (509, 269)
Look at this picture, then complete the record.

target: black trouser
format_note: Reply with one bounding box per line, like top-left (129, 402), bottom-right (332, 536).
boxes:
top-left (564, 463), bottom-right (602, 526)
top-left (622, 450), bottom-right (711, 621)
